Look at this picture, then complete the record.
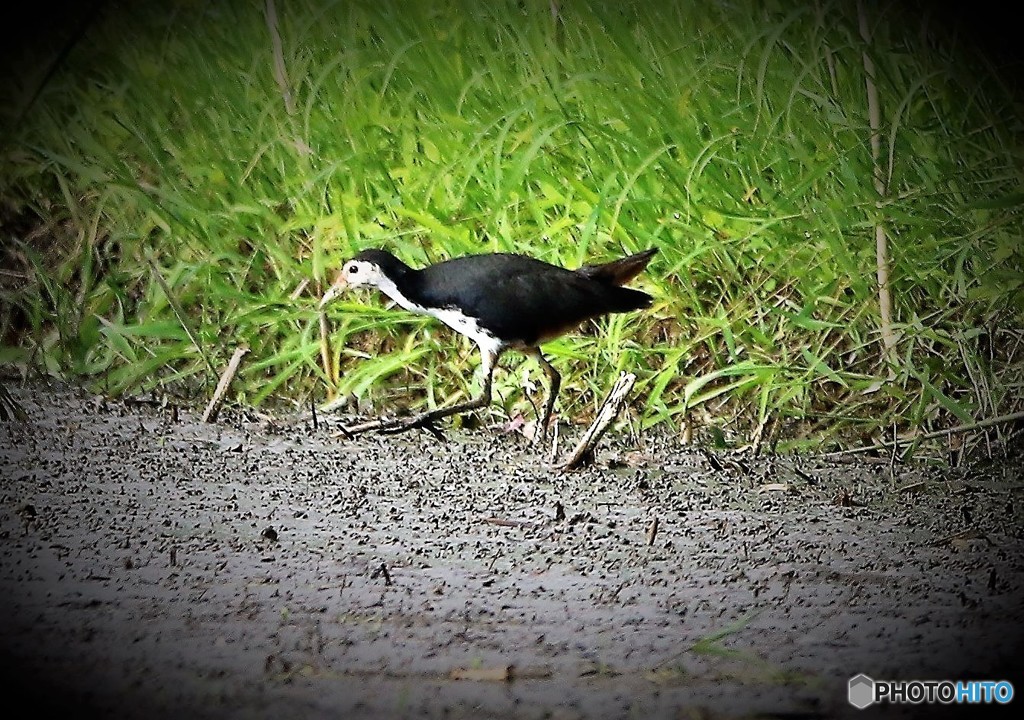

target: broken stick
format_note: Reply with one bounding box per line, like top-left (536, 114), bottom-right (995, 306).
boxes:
top-left (202, 346), bottom-right (250, 423)
top-left (561, 371), bottom-right (636, 471)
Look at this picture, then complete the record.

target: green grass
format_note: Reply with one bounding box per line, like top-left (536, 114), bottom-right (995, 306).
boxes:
top-left (1, 0), bottom-right (1022, 452)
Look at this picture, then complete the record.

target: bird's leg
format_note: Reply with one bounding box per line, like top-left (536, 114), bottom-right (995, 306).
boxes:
top-left (377, 349), bottom-right (499, 436)
top-left (526, 347), bottom-right (560, 444)
top-left (339, 415), bottom-right (414, 437)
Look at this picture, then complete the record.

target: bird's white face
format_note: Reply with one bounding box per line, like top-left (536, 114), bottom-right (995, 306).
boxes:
top-left (319, 259), bottom-right (383, 308)
top-left (339, 259), bottom-right (384, 289)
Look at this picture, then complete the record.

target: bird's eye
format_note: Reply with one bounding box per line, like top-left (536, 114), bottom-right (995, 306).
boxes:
top-left (347, 264), bottom-right (358, 275)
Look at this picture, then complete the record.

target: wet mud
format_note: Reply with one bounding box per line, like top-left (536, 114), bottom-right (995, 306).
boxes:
top-left (1, 383), bottom-right (1022, 718)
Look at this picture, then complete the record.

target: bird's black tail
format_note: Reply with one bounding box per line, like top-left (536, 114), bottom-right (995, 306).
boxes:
top-left (577, 248), bottom-right (657, 286)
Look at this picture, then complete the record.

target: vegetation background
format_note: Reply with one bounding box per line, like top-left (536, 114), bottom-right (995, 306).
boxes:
top-left (1, 0), bottom-right (1022, 454)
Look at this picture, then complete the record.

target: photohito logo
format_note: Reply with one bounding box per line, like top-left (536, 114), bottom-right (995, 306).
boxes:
top-left (848, 674), bottom-right (1014, 708)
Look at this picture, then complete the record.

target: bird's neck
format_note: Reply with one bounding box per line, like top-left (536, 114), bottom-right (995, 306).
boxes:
top-left (376, 271), bottom-right (428, 314)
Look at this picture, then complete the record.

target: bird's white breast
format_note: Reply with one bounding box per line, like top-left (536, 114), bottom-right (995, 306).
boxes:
top-left (375, 274), bottom-right (505, 357)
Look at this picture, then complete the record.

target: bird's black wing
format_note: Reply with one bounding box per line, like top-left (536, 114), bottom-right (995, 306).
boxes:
top-left (416, 254), bottom-right (648, 346)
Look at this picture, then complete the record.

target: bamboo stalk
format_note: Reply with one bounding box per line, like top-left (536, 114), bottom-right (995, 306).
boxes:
top-left (858, 0), bottom-right (897, 371)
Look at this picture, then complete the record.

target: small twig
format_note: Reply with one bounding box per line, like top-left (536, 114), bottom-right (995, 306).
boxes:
top-left (561, 372), bottom-right (636, 471)
top-left (821, 410), bottom-right (1024, 459)
top-left (646, 516), bottom-right (659, 546)
top-left (793, 466), bottom-right (817, 485)
top-left (483, 517), bottom-right (539, 530)
top-left (370, 562), bottom-right (392, 586)
top-left (928, 528), bottom-right (992, 548)
top-left (450, 665), bottom-right (513, 682)
top-left (607, 580), bottom-right (629, 603)
top-left (889, 421), bottom-right (898, 479)
top-left (202, 346), bottom-right (250, 423)
top-left (554, 501), bottom-right (565, 522)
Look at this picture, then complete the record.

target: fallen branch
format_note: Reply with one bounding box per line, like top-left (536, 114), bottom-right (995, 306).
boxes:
top-left (202, 346), bottom-right (250, 423)
top-left (560, 372), bottom-right (636, 471)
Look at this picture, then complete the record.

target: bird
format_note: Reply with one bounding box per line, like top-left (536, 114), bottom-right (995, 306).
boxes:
top-left (319, 246), bottom-right (656, 439)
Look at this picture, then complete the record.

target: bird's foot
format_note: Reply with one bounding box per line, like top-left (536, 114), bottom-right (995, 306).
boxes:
top-left (335, 413), bottom-right (446, 441)
top-left (334, 417), bottom-right (389, 437)
top-left (378, 414), bottom-right (447, 441)
top-left (531, 416), bottom-right (560, 464)
top-left (530, 415), bottom-right (555, 445)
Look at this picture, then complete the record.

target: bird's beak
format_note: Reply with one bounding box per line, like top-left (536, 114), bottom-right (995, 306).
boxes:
top-left (319, 275), bottom-right (347, 309)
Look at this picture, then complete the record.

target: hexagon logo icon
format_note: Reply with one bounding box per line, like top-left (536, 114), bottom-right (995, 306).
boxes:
top-left (848, 674), bottom-right (875, 709)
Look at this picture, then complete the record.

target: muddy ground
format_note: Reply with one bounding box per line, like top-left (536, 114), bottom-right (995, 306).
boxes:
top-left (1, 382), bottom-right (1022, 719)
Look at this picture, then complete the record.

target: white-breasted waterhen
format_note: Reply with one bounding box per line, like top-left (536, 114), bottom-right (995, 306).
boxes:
top-left (320, 247), bottom-right (656, 438)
